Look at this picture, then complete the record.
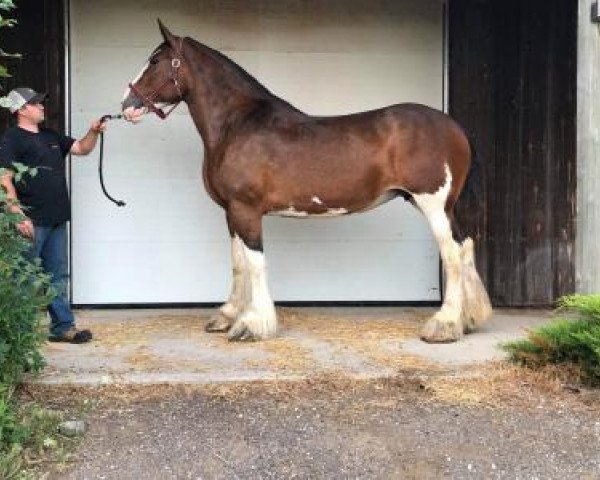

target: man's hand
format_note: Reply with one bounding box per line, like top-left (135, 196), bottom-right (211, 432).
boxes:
top-left (16, 217), bottom-right (34, 239)
top-left (70, 119), bottom-right (107, 155)
top-left (90, 119), bottom-right (107, 134)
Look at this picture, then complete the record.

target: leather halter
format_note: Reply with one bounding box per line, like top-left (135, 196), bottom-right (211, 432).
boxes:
top-left (128, 38), bottom-right (185, 120)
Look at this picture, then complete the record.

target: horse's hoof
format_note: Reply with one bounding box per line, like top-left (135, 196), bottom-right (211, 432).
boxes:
top-left (419, 316), bottom-right (462, 343)
top-left (228, 325), bottom-right (259, 342)
top-left (228, 323), bottom-right (262, 342)
top-left (205, 312), bottom-right (233, 333)
top-left (463, 317), bottom-right (476, 334)
top-left (227, 314), bottom-right (276, 342)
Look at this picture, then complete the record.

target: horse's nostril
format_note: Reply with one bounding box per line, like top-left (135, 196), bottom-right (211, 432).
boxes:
top-left (122, 95), bottom-right (143, 111)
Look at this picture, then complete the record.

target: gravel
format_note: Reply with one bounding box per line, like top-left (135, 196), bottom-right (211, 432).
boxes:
top-left (46, 380), bottom-right (600, 480)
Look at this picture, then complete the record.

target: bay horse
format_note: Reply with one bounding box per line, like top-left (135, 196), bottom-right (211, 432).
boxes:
top-left (121, 20), bottom-right (492, 343)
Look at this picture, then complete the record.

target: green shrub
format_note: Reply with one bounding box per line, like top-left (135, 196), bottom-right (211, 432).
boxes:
top-left (0, 166), bottom-right (52, 387)
top-left (1, 165), bottom-right (54, 464)
top-left (557, 294), bottom-right (600, 321)
top-left (503, 295), bottom-right (600, 385)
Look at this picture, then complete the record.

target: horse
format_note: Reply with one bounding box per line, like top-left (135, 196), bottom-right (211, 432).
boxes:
top-left (121, 20), bottom-right (492, 343)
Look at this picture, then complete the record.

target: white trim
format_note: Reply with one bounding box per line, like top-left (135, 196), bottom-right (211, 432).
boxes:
top-left (64, 0), bottom-right (73, 302)
top-left (64, 0), bottom-right (71, 137)
top-left (442, 0), bottom-right (449, 114)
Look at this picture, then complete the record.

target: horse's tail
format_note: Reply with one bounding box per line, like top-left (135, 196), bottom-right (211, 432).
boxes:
top-left (460, 136), bottom-right (482, 203)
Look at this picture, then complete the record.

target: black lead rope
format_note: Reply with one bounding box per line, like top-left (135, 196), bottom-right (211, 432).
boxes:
top-left (98, 114), bottom-right (126, 207)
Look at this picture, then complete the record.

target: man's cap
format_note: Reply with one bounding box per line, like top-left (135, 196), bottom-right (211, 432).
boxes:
top-left (0, 87), bottom-right (47, 113)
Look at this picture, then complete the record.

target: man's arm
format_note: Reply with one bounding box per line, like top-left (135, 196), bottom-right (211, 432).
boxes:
top-left (1, 170), bottom-right (34, 239)
top-left (69, 119), bottom-right (107, 156)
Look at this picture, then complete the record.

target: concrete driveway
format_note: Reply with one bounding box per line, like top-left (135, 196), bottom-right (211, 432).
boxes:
top-left (36, 307), bottom-right (554, 385)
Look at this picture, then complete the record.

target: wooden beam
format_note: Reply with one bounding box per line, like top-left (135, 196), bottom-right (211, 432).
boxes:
top-left (576, 0), bottom-right (600, 292)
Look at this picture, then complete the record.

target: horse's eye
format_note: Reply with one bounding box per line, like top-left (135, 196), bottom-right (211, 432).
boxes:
top-left (149, 57), bottom-right (159, 65)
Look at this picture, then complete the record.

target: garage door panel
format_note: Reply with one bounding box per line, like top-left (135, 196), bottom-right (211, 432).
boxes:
top-left (70, 0), bottom-right (444, 304)
top-left (74, 241), bottom-right (231, 304)
top-left (265, 239), bottom-right (440, 301)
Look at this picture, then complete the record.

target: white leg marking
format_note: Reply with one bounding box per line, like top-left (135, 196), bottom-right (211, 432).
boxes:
top-left (460, 237), bottom-right (492, 332)
top-left (228, 239), bottom-right (277, 340)
top-left (206, 235), bottom-right (248, 332)
top-left (222, 235), bottom-right (248, 318)
top-left (413, 164), bottom-right (463, 342)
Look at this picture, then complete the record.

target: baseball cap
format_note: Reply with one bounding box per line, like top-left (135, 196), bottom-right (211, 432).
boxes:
top-left (0, 87), bottom-right (47, 113)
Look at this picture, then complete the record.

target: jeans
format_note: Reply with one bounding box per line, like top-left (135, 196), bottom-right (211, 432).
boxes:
top-left (28, 223), bottom-right (75, 336)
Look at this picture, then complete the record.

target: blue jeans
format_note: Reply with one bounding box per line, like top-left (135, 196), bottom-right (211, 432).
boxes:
top-left (29, 223), bottom-right (75, 336)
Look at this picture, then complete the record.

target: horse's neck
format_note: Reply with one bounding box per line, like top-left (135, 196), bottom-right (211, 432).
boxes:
top-left (185, 42), bottom-right (295, 150)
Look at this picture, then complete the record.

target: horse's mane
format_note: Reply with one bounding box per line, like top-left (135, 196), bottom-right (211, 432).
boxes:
top-left (184, 37), bottom-right (301, 113)
top-left (187, 38), bottom-right (270, 97)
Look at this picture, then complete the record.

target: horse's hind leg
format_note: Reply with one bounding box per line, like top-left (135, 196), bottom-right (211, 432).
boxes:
top-left (412, 167), bottom-right (464, 342)
top-left (206, 235), bottom-right (247, 332)
top-left (458, 237), bottom-right (492, 333)
top-left (448, 214), bottom-right (492, 333)
top-left (225, 203), bottom-right (277, 341)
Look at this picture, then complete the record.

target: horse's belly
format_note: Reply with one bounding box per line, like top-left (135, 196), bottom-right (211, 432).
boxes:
top-left (267, 190), bottom-right (400, 218)
top-left (355, 190), bottom-right (399, 213)
top-left (267, 206), bottom-right (349, 218)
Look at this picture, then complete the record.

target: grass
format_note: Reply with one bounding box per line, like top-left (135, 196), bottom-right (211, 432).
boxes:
top-left (0, 387), bottom-right (91, 479)
top-left (503, 294), bottom-right (600, 386)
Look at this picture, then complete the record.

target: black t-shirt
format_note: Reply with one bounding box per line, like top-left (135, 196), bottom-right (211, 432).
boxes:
top-left (0, 126), bottom-right (75, 226)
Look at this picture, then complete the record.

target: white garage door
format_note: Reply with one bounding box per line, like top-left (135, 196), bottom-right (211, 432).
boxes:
top-left (69, 0), bottom-right (445, 305)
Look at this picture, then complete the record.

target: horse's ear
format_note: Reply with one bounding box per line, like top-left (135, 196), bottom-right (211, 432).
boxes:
top-left (157, 19), bottom-right (177, 47)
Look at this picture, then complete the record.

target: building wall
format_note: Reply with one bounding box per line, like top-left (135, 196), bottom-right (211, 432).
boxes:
top-left (0, 0), bottom-right (581, 307)
top-left (0, 0), bottom-right (65, 132)
top-left (449, 0), bottom-right (577, 306)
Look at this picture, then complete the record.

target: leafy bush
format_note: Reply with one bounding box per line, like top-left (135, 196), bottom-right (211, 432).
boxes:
top-left (0, 0), bottom-right (21, 79)
top-left (503, 294), bottom-right (600, 385)
top-left (0, 166), bottom-right (52, 387)
top-left (1, 165), bottom-right (54, 465)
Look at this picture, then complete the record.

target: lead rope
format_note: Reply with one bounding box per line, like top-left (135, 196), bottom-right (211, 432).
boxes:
top-left (98, 114), bottom-right (126, 207)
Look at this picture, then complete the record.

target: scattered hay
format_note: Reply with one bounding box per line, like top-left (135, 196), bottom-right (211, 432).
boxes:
top-left (80, 314), bottom-right (208, 349)
top-left (278, 307), bottom-right (423, 342)
top-left (278, 308), bottom-right (431, 370)
top-left (242, 338), bottom-right (316, 372)
top-left (122, 346), bottom-right (211, 373)
top-left (422, 362), bottom-right (599, 410)
top-left (71, 308), bottom-right (430, 374)
top-left (21, 375), bottom-right (421, 409)
top-left (22, 364), bottom-right (600, 413)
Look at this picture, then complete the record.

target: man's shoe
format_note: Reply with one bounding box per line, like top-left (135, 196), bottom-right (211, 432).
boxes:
top-left (49, 328), bottom-right (93, 344)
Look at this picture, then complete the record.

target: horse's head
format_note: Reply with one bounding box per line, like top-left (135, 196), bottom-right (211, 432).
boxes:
top-left (122, 20), bottom-right (189, 122)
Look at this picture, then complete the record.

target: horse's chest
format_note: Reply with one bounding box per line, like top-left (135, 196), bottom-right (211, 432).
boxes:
top-left (202, 161), bottom-right (227, 207)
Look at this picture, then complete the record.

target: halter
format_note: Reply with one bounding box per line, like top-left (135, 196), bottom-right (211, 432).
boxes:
top-left (128, 38), bottom-right (185, 120)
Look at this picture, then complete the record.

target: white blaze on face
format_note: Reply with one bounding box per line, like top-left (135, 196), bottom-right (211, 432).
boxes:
top-left (122, 62), bottom-right (150, 123)
top-left (122, 62), bottom-right (149, 102)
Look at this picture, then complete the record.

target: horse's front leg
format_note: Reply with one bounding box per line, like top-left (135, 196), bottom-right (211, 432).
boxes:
top-left (226, 203), bottom-right (277, 341)
top-left (206, 235), bottom-right (247, 332)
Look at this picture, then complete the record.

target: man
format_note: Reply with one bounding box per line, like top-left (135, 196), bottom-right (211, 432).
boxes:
top-left (0, 87), bottom-right (106, 343)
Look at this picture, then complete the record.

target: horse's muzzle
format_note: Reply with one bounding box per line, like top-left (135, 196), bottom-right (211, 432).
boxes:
top-left (121, 93), bottom-right (144, 111)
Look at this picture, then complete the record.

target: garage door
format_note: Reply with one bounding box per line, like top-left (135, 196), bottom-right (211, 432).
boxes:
top-left (69, 0), bottom-right (445, 304)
